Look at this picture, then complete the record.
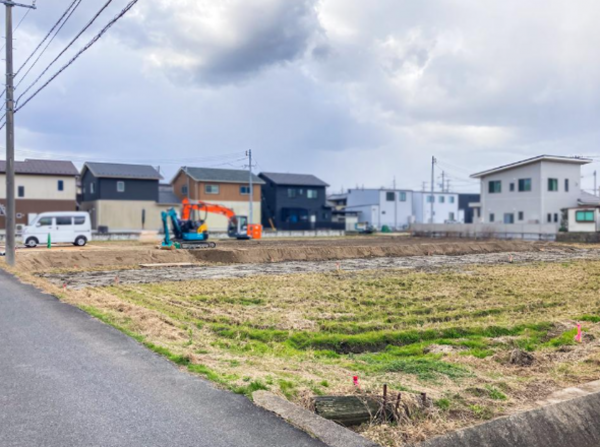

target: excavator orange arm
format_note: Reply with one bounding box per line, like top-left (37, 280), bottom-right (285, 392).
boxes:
top-left (181, 198), bottom-right (236, 220)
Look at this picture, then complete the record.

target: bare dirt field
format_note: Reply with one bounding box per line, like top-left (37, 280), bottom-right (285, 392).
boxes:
top-left (40, 245), bottom-right (600, 289)
top-left (5, 236), bottom-right (600, 446)
top-left (11, 237), bottom-right (556, 272)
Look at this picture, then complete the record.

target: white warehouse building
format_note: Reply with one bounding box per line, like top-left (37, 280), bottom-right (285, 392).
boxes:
top-left (345, 189), bottom-right (459, 230)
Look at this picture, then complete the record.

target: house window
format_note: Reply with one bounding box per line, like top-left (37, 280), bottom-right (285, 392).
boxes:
top-left (449, 196), bottom-right (455, 203)
top-left (90, 183), bottom-right (95, 194)
top-left (386, 192), bottom-right (395, 201)
top-left (565, 179), bottom-right (569, 192)
top-left (504, 213), bottom-right (515, 224)
top-left (205, 184), bottom-right (219, 194)
top-left (399, 192), bottom-right (407, 202)
top-left (308, 189), bottom-right (318, 199)
top-left (181, 185), bottom-right (188, 196)
top-left (554, 213), bottom-right (559, 223)
top-left (439, 196), bottom-right (445, 203)
top-left (240, 186), bottom-right (251, 195)
top-left (490, 213), bottom-right (495, 222)
top-left (117, 181), bottom-right (125, 193)
top-left (510, 183), bottom-right (515, 192)
top-left (288, 188), bottom-right (297, 198)
top-left (18, 186), bottom-right (24, 198)
top-left (488, 181), bottom-right (501, 193)
top-left (58, 180), bottom-right (64, 191)
top-left (576, 210), bottom-right (595, 222)
top-left (548, 178), bottom-right (558, 192)
top-left (547, 213), bottom-right (552, 223)
top-left (427, 195), bottom-right (434, 203)
top-left (518, 211), bottom-right (524, 221)
top-left (518, 178), bottom-right (531, 192)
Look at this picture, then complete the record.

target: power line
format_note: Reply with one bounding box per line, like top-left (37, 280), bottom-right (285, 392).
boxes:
top-left (0, 0), bottom-right (81, 101)
top-left (0, 7), bottom-right (32, 53)
top-left (15, 0), bottom-right (84, 91)
top-left (15, 0), bottom-right (117, 108)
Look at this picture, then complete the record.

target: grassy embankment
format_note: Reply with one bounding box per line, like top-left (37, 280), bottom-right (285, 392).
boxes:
top-left (58, 260), bottom-right (600, 445)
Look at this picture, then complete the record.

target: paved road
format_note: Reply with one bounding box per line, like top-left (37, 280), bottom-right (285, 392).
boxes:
top-left (0, 270), bottom-right (326, 447)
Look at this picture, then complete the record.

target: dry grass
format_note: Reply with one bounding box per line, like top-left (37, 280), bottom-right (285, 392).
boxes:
top-left (10, 259), bottom-right (600, 446)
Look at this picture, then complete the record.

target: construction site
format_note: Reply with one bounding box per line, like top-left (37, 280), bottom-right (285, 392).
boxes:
top-left (2, 231), bottom-right (600, 447)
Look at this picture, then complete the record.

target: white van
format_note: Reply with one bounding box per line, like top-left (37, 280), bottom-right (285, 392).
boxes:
top-left (22, 212), bottom-right (92, 248)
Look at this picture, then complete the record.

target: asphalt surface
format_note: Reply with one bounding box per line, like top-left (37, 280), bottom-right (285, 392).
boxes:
top-left (0, 270), bottom-right (326, 447)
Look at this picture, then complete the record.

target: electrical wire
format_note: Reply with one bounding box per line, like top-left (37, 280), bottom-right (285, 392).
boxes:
top-left (0, 8), bottom-right (32, 53)
top-left (15, 0), bottom-right (85, 91)
top-left (0, 0), bottom-right (82, 102)
top-left (15, 0), bottom-right (117, 108)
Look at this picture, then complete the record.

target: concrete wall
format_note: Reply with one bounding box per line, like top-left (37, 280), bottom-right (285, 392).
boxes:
top-left (80, 200), bottom-right (171, 231)
top-left (412, 223), bottom-right (557, 240)
top-left (416, 387), bottom-right (600, 447)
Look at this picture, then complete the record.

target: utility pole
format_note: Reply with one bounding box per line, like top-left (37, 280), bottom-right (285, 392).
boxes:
top-left (595, 171), bottom-right (597, 197)
top-left (393, 176), bottom-right (397, 231)
top-left (2, 1), bottom-right (36, 265)
top-left (430, 156), bottom-right (436, 224)
top-left (247, 149), bottom-right (253, 224)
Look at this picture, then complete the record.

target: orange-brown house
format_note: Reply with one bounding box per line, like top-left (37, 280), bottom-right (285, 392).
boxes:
top-left (171, 167), bottom-right (265, 231)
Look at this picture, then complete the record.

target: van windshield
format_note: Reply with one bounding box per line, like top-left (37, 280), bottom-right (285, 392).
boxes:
top-left (38, 217), bottom-right (52, 226)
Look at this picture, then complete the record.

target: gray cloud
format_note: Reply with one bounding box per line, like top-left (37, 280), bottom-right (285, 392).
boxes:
top-left (4, 0), bottom-right (600, 195)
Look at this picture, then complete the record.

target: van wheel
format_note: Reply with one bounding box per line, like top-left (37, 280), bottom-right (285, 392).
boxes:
top-left (74, 236), bottom-right (87, 247)
top-left (25, 237), bottom-right (39, 248)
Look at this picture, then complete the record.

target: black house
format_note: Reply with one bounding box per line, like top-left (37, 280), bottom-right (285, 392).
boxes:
top-left (259, 172), bottom-right (333, 230)
top-left (458, 193), bottom-right (481, 224)
top-left (79, 162), bottom-right (178, 231)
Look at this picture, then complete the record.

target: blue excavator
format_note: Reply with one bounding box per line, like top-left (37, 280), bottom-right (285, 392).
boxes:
top-left (161, 207), bottom-right (217, 250)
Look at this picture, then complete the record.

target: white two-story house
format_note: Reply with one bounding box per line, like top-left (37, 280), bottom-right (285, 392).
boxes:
top-left (470, 155), bottom-right (591, 227)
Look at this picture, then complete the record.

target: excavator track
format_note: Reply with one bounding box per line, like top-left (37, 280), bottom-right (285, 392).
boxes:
top-left (179, 241), bottom-right (217, 250)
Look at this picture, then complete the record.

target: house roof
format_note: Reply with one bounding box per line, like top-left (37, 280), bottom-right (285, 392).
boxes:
top-left (259, 172), bottom-right (329, 187)
top-left (0, 159), bottom-right (78, 176)
top-left (470, 155), bottom-right (592, 179)
top-left (158, 184), bottom-right (180, 205)
top-left (578, 191), bottom-right (600, 206)
top-left (82, 162), bottom-right (163, 180)
top-left (182, 167), bottom-right (265, 185)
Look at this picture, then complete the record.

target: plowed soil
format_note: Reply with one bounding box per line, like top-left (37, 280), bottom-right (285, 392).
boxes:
top-left (9, 237), bottom-right (556, 272)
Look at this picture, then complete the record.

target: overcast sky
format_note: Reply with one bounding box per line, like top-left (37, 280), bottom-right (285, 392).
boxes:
top-left (2, 0), bottom-right (600, 193)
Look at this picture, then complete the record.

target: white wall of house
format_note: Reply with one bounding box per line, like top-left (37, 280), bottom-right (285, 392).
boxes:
top-left (346, 189), bottom-right (413, 229)
top-left (412, 192), bottom-right (459, 224)
top-left (478, 160), bottom-right (583, 228)
top-left (0, 174), bottom-right (77, 200)
top-left (568, 208), bottom-right (600, 232)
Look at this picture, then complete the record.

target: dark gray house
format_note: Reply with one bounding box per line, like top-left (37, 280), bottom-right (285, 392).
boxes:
top-left (80, 162), bottom-right (178, 231)
top-left (259, 172), bottom-right (334, 230)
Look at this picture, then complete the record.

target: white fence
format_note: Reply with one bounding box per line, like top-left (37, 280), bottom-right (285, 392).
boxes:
top-left (411, 223), bottom-right (558, 241)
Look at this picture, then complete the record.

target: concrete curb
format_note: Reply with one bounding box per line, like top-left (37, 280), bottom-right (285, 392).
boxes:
top-left (413, 383), bottom-right (600, 447)
top-left (253, 391), bottom-right (380, 447)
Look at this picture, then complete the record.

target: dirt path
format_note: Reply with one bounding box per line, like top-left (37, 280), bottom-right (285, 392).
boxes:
top-left (41, 247), bottom-right (600, 289)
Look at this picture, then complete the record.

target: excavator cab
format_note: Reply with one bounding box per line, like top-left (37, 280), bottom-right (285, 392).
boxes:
top-left (228, 215), bottom-right (251, 240)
